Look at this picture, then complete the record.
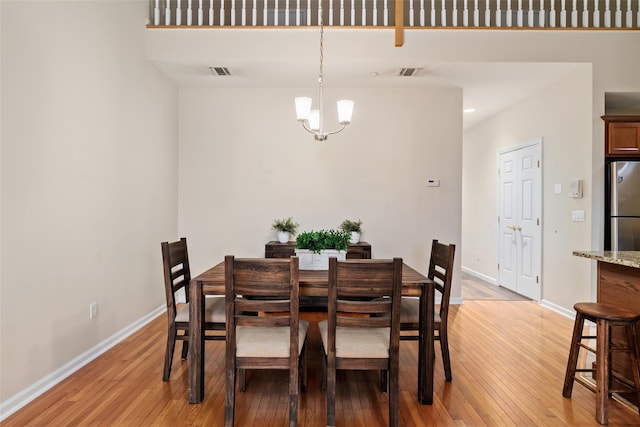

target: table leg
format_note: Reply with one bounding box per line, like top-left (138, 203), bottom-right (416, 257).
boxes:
top-left (418, 284), bottom-right (434, 404)
top-left (188, 280), bottom-right (204, 404)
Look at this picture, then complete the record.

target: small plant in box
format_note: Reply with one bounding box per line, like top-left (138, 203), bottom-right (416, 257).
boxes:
top-left (339, 219), bottom-right (363, 244)
top-left (272, 217), bottom-right (299, 243)
top-left (295, 229), bottom-right (351, 270)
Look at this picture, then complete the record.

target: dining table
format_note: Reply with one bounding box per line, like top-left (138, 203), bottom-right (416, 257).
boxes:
top-left (188, 260), bottom-right (435, 405)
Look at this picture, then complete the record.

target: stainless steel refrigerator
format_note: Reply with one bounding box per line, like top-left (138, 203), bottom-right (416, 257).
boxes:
top-left (609, 161), bottom-right (640, 251)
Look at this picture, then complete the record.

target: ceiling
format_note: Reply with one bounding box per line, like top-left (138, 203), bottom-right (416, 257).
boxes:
top-left (147, 29), bottom-right (639, 130)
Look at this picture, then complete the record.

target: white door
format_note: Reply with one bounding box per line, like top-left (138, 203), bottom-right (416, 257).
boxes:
top-left (498, 140), bottom-right (542, 301)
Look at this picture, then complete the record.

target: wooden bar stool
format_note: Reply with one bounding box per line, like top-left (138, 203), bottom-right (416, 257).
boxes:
top-left (563, 302), bottom-right (640, 425)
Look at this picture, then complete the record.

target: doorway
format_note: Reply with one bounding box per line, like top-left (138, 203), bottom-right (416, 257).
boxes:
top-left (497, 138), bottom-right (542, 301)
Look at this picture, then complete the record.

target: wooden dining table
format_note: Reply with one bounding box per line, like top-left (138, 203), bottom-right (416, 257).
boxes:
top-left (188, 260), bottom-right (436, 405)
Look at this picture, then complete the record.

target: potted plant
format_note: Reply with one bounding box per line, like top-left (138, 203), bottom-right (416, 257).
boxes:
top-left (295, 229), bottom-right (350, 270)
top-left (272, 217), bottom-right (299, 243)
top-left (339, 219), bottom-right (363, 244)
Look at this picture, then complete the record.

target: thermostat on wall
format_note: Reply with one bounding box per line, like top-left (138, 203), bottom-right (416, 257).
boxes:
top-left (427, 179), bottom-right (440, 187)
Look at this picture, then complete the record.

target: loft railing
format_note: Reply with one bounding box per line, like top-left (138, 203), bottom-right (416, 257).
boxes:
top-left (148, 0), bottom-right (640, 29)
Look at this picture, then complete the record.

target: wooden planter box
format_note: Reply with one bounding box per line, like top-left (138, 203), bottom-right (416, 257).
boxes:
top-left (295, 249), bottom-right (346, 270)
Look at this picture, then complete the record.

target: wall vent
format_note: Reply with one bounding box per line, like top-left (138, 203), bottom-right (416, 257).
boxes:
top-left (208, 66), bottom-right (231, 76)
top-left (398, 68), bottom-right (422, 77)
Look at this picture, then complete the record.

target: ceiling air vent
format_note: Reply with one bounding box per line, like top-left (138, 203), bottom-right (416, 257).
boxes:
top-left (398, 68), bottom-right (422, 77)
top-left (208, 66), bottom-right (231, 76)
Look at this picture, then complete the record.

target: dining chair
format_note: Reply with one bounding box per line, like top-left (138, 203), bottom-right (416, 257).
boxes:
top-left (160, 238), bottom-right (225, 382)
top-left (319, 257), bottom-right (403, 427)
top-left (400, 239), bottom-right (456, 381)
top-left (224, 255), bottom-right (308, 427)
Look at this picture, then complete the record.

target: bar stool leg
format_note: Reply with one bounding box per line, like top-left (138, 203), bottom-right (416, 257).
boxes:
top-left (625, 323), bottom-right (640, 417)
top-left (563, 312), bottom-right (585, 398)
top-left (596, 318), bottom-right (610, 425)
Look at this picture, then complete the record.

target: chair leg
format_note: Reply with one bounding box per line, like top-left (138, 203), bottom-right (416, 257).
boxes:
top-left (300, 345), bottom-right (308, 393)
top-left (625, 324), bottom-right (640, 417)
top-left (321, 353), bottom-right (327, 392)
top-left (563, 313), bottom-right (585, 398)
top-left (239, 369), bottom-right (247, 393)
top-left (225, 361), bottom-right (236, 427)
top-left (389, 360), bottom-right (399, 427)
top-left (326, 356), bottom-right (336, 427)
top-left (162, 325), bottom-right (177, 382)
top-left (440, 327), bottom-right (453, 382)
top-left (289, 357), bottom-right (299, 427)
top-left (180, 334), bottom-right (189, 360)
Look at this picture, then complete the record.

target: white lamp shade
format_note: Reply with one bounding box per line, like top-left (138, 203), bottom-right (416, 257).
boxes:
top-left (337, 99), bottom-right (354, 125)
top-left (295, 97), bottom-right (312, 121)
top-left (308, 109), bottom-right (320, 131)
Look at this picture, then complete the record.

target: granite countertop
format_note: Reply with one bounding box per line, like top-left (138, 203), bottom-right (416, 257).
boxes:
top-left (573, 251), bottom-right (640, 269)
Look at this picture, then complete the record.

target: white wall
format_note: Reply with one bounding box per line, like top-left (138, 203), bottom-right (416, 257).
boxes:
top-left (463, 67), bottom-right (594, 310)
top-left (178, 86), bottom-right (463, 290)
top-left (0, 1), bottom-right (178, 403)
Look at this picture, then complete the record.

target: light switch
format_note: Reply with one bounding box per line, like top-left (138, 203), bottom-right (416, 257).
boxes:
top-left (554, 184), bottom-right (562, 194)
top-left (571, 210), bottom-right (585, 222)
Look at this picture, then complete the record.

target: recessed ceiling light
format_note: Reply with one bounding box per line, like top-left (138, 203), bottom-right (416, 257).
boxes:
top-left (463, 108), bottom-right (476, 113)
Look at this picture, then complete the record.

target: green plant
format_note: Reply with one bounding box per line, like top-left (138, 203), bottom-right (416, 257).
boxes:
top-left (339, 219), bottom-right (363, 233)
top-left (295, 229), bottom-right (350, 253)
top-left (272, 217), bottom-right (299, 234)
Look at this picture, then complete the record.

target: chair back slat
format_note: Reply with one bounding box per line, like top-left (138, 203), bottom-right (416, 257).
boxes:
top-left (161, 237), bottom-right (192, 317)
top-left (427, 240), bottom-right (456, 321)
top-left (236, 315), bottom-right (292, 328)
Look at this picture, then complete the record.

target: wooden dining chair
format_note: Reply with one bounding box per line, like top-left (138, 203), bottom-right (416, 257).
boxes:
top-left (320, 257), bottom-right (403, 427)
top-left (160, 238), bottom-right (225, 381)
top-left (224, 256), bottom-right (308, 427)
top-left (400, 239), bottom-right (456, 381)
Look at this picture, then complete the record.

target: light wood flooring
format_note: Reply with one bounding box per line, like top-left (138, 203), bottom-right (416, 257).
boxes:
top-left (5, 280), bottom-right (640, 426)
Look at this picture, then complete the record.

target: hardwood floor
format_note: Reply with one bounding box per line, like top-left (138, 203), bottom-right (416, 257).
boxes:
top-left (461, 271), bottom-right (529, 301)
top-left (5, 299), bottom-right (640, 426)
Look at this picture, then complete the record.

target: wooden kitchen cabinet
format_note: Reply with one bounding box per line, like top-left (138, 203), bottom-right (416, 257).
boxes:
top-left (602, 115), bottom-right (640, 157)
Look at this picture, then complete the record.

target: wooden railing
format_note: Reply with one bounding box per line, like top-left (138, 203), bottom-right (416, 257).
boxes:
top-left (149, 0), bottom-right (640, 29)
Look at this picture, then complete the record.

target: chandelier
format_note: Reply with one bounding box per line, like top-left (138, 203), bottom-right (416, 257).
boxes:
top-left (294, 7), bottom-right (354, 142)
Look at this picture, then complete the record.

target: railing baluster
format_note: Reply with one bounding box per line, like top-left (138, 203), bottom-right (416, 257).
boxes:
top-left (496, 0), bottom-right (502, 27)
top-left (186, 0), bottom-right (192, 26)
top-left (549, 0), bottom-right (556, 27)
top-left (637, 0), bottom-right (640, 29)
top-left (593, 0), bottom-right (600, 28)
top-left (373, 0), bottom-right (378, 26)
top-left (307, 0), bottom-right (311, 26)
top-left (263, 0), bottom-right (268, 25)
top-left (560, 0), bottom-right (566, 28)
top-left (528, 0), bottom-right (534, 27)
top-left (296, 0), bottom-right (300, 26)
top-left (463, 0), bottom-right (469, 26)
top-left (615, 0), bottom-right (622, 27)
top-left (582, 0), bottom-right (588, 28)
top-left (441, 0), bottom-right (447, 26)
top-left (154, 0), bottom-right (160, 25)
top-left (253, 0), bottom-right (257, 26)
top-left (241, 0), bottom-right (246, 26)
top-left (571, 0), bottom-right (577, 27)
top-left (517, 0), bottom-right (523, 27)
top-left (231, 0), bottom-right (236, 25)
top-left (431, 0), bottom-right (436, 27)
top-left (538, 0), bottom-right (545, 27)
top-left (419, 0), bottom-right (425, 26)
top-left (485, 0), bottom-right (491, 26)
top-left (285, 0), bottom-right (289, 26)
top-left (176, 0), bottom-right (182, 25)
top-left (274, 0), bottom-right (278, 26)
top-left (452, 0), bottom-right (458, 26)
top-left (604, 0), bottom-right (611, 28)
top-left (350, 0), bottom-right (355, 25)
top-left (362, 0), bottom-right (367, 26)
top-left (506, 0), bottom-right (512, 27)
top-left (626, 0), bottom-right (633, 28)
top-left (384, 0), bottom-right (389, 26)
top-left (317, 0), bottom-right (321, 26)
top-left (165, 0), bottom-right (171, 25)
top-left (474, 0), bottom-right (479, 26)
top-left (198, 0), bottom-right (203, 25)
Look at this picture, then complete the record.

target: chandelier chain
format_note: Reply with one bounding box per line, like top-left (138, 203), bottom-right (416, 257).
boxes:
top-left (319, 5), bottom-right (324, 87)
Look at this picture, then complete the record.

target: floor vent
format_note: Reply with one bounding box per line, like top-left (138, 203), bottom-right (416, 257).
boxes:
top-left (208, 66), bottom-right (231, 76)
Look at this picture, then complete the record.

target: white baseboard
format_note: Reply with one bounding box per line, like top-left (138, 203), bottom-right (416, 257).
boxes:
top-left (461, 266), bottom-right (497, 286)
top-left (540, 299), bottom-right (576, 320)
top-left (0, 305), bottom-right (166, 422)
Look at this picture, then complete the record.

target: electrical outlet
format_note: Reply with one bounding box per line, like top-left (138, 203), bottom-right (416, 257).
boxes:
top-left (90, 302), bottom-right (98, 319)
